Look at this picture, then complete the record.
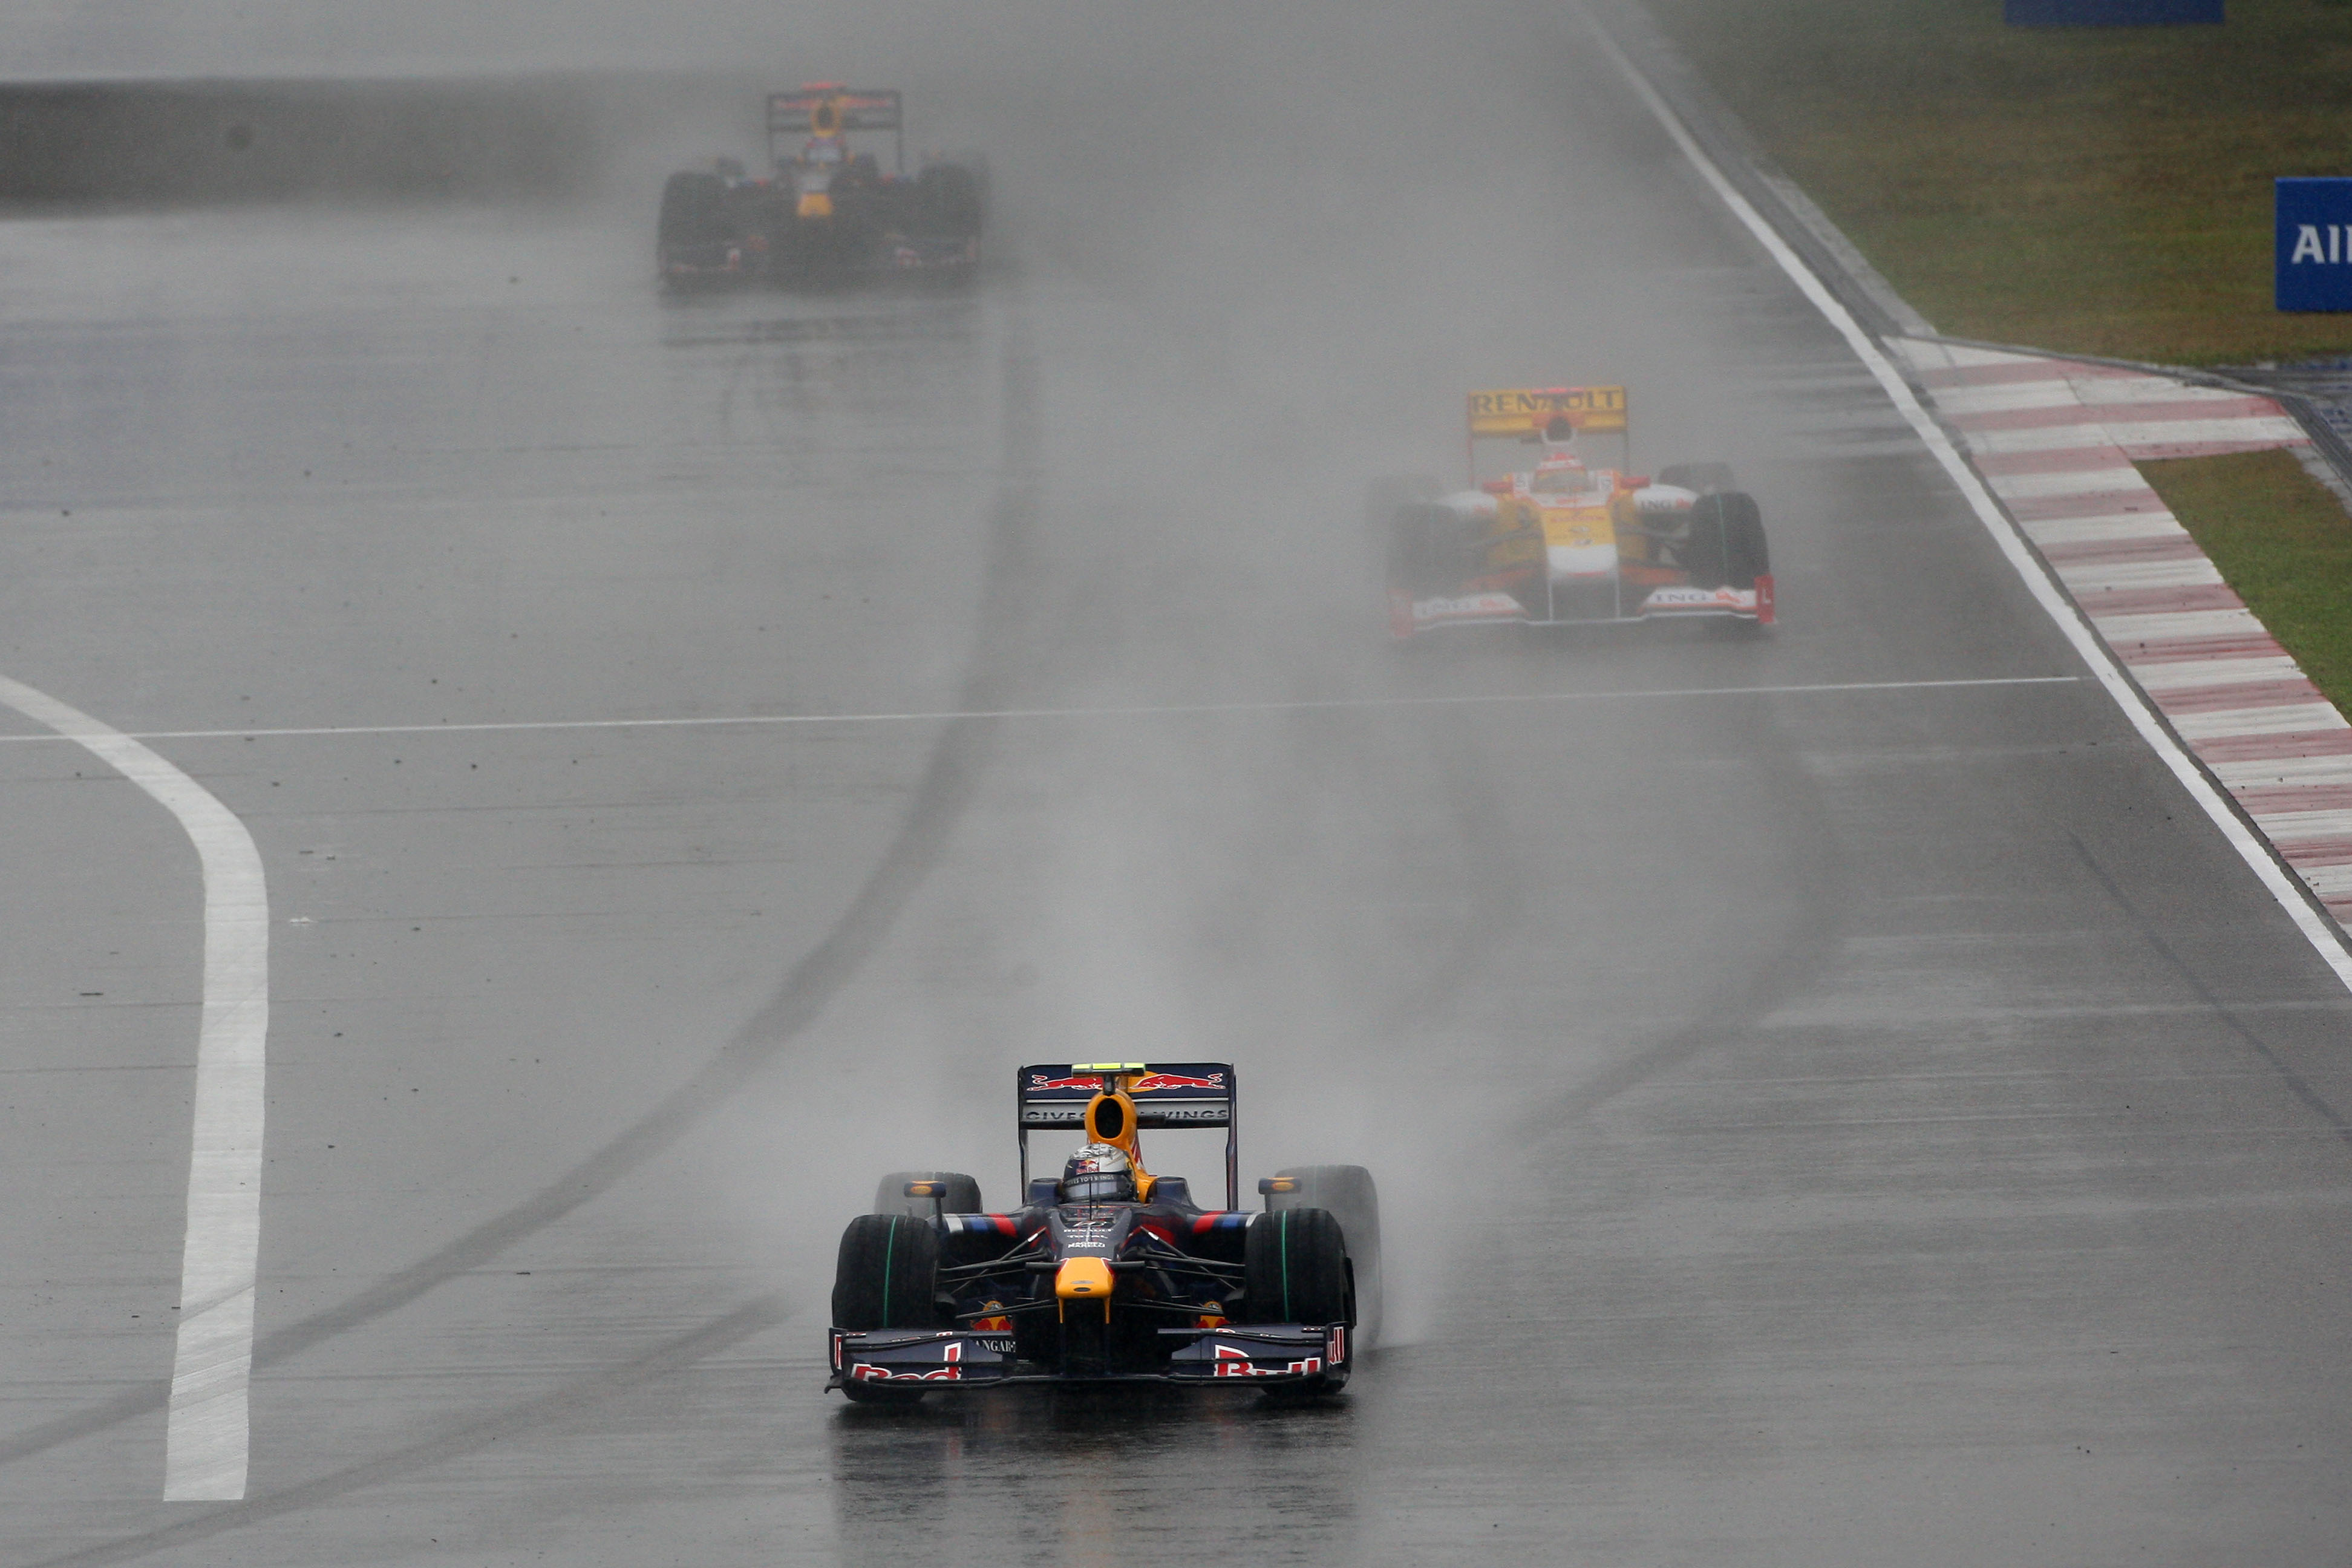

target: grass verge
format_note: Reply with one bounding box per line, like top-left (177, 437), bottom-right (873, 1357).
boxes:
top-left (1641, 0), bottom-right (2352, 365)
top-left (2140, 448), bottom-right (2352, 708)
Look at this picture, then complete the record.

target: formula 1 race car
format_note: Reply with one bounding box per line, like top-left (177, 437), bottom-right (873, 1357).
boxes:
top-left (656, 85), bottom-right (985, 290)
top-left (827, 1063), bottom-right (1380, 1402)
top-left (1379, 386), bottom-right (1773, 639)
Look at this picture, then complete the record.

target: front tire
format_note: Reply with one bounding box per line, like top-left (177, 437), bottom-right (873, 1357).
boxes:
top-left (656, 171), bottom-right (731, 261)
top-left (910, 162), bottom-right (987, 238)
top-left (1243, 1207), bottom-right (1351, 1326)
top-left (1244, 1207), bottom-right (1353, 1395)
top-left (1386, 502), bottom-right (1469, 596)
top-left (831, 1212), bottom-right (940, 1331)
top-left (1681, 491), bottom-right (1768, 591)
top-left (1267, 1166), bottom-right (1381, 1344)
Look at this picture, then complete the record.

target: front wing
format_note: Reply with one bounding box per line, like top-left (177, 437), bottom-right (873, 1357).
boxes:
top-left (1390, 577), bottom-right (1773, 637)
top-left (828, 1323), bottom-right (1348, 1390)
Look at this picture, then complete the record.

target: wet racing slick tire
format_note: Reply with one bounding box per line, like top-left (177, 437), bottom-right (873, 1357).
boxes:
top-left (1244, 1207), bottom-right (1351, 1327)
top-left (1680, 491), bottom-right (1769, 592)
top-left (655, 171), bottom-right (733, 282)
top-left (1385, 503), bottom-right (1469, 598)
top-left (1244, 1207), bottom-right (1353, 1394)
top-left (1267, 1166), bottom-right (1381, 1344)
top-left (832, 1213), bottom-right (941, 1331)
top-left (832, 1213), bottom-right (941, 1405)
top-left (871, 1170), bottom-right (982, 1217)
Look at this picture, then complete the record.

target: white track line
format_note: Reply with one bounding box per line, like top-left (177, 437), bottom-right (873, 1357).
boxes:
top-left (1576, 6), bottom-right (2352, 996)
top-left (0, 675), bottom-right (2082, 746)
top-left (0, 676), bottom-right (267, 1501)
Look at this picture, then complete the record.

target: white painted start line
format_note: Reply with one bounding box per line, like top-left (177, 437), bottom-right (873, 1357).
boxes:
top-left (0, 674), bottom-right (2086, 747)
top-left (0, 675), bottom-right (266, 1502)
top-left (1574, 2), bottom-right (2352, 998)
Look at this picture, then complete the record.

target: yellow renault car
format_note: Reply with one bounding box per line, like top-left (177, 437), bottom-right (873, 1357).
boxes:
top-left (1381, 385), bottom-right (1774, 638)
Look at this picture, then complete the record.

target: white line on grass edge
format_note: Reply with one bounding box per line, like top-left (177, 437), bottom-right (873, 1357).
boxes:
top-left (0, 676), bottom-right (267, 1500)
top-left (1577, 4), bottom-right (2352, 996)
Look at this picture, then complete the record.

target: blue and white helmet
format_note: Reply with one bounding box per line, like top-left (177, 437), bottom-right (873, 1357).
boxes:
top-left (1063, 1143), bottom-right (1135, 1203)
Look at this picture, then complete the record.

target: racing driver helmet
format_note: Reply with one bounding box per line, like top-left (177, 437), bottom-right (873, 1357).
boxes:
top-left (1530, 452), bottom-right (1592, 495)
top-left (1063, 1143), bottom-right (1137, 1203)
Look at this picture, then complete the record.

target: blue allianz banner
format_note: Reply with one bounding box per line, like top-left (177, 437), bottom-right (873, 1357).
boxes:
top-left (2006, 0), bottom-right (2221, 21)
top-left (2278, 179), bottom-right (2352, 313)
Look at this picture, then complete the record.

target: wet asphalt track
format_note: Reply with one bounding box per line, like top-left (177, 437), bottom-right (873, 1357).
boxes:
top-left (4, 4), bottom-right (2352, 1563)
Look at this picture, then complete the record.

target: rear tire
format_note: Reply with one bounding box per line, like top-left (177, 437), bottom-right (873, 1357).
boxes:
top-left (1267, 1166), bottom-right (1381, 1344)
top-left (1681, 491), bottom-right (1768, 591)
top-left (831, 1213), bottom-right (941, 1331)
top-left (871, 1171), bottom-right (982, 1216)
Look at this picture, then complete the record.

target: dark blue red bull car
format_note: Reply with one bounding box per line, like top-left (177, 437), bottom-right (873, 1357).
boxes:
top-left (827, 1063), bottom-right (1380, 1402)
top-left (656, 86), bottom-right (985, 291)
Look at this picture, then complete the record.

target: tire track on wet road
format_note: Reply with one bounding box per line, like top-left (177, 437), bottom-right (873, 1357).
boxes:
top-left (0, 312), bottom-right (1040, 1478)
top-left (24, 1299), bottom-right (793, 1568)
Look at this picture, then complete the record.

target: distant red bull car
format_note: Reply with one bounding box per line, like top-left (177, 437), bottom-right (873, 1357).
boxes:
top-left (825, 1062), bottom-right (1381, 1402)
top-left (655, 85), bottom-right (985, 291)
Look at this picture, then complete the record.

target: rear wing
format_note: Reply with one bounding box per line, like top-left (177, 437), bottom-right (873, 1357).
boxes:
top-left (1017, 1062), bottom-right (1240, 1210)
top-left (768, 87), bottom-right (906, 172)
top-left (1466, 385), bottom-right (1630, 478)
